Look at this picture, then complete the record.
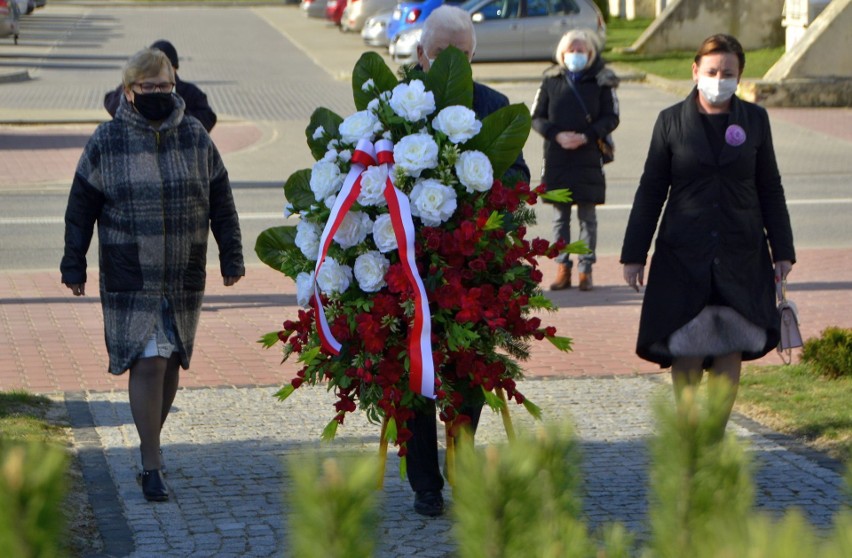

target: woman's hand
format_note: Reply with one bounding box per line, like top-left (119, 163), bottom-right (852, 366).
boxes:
top-left (774, 260), bottom-right (793, 282)
top-left (64, 283), bottom-right (86, 296)
top-left (623, 264), bottom-right (645, 292)
top-left (223, 276), bottom-right (242, 287)
top-left (555, 131), bottom-right (588, 150)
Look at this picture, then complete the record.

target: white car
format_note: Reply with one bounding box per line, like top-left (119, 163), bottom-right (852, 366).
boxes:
top-left (391, 0), bottom-right (605, 64)
top-left (13, 0), bottom-right (33, 15)
top-left (341, 0), bottom-right (397, 32)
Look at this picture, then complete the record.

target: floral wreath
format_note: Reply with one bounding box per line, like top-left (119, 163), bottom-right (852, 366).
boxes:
top-left (257, 48), bottom-right (578, 461)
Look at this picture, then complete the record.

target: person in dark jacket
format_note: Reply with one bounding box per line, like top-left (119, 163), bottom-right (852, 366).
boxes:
top-left (62, 48), bottom-right (244, 502)
top-left (405, 4), bottom-right (530, 518)
top-left (620, 34), bottom-right (795, 430)
top-left (104, 40), bottom-right (218, 132)
top-left (532, 29), bottom-right (619, 291)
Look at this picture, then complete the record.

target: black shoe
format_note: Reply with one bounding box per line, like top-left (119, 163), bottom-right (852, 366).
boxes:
top-left (140, 469), bottom-right (169, 502)
top-left (140, 446), bottom-right (166, 475)
top-left (413, 490), bottom-right (444, 517)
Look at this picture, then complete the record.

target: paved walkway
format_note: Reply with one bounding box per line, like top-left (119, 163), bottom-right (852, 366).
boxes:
top-left (1, 4), bottom-right (851, 557)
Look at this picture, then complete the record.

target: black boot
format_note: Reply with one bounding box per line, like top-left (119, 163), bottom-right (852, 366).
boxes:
top-left (139, 469), bottom-right (169, 502)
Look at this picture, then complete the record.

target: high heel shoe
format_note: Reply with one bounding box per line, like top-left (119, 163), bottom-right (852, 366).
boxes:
top-left (140, 446), bottom-right (166, 475)
top-left (139, 469), bottom-right (169, 502)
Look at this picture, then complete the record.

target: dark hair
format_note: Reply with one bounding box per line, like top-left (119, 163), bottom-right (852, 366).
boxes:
top-left (150, 40), bottom-right (179, 70)
top-left (694, 34), bottom-right (745, 74)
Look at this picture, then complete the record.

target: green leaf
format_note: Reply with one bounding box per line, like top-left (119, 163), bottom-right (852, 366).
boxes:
top-left (255, 226), bottom-right (299, 273)
top-left (384, 417), bottom-right (397, 442)
top-left (399, 455), bottom-right (407, 480)
top-left (352, 52), bottom-right (399, 111)
top-left (562, 240), bottom-right (590, 255)
top-left (464, 103), bottom-right (531, 180)
top-left (482, 388), bottom-right (505, 411)
top-left (298, 346), bottom-right (322, 365)
top-left (275, 384), bottom-right (296, 401)
top-left (306, 108), bottom-right (344, 160)
top-left (546, 335), bottom-right (574, 352)
top-left (540, 188), bottom-right (573, 204)
top-left (284, 169), bottom-right (316, 212)
top-left (447, 321), bottom-right (480, 351)
top-left (482, 211), bottom-right (504, 231)
top-left (321, 417), bottom-right (340, 442)
top-left (259, 331), bottom-right (283, 349)
top-left (522, 398), bottom-right (543, 420)
top-left (525, 295), bottom-right (556, 311)
top-left (424, 46), bottom-right (473, 111)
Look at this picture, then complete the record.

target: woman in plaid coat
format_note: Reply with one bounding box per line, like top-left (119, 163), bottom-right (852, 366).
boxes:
top-left (61, 48), bottom-right (244, 502)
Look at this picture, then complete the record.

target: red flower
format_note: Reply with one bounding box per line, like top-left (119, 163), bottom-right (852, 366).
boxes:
top-left (355, 312), bottom-right (388, 353)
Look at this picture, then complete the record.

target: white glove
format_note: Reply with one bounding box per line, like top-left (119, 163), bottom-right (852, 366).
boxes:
top-left (623, 264), bottom-right (645, 292)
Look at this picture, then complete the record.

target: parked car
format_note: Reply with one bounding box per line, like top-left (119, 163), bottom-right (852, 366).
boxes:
top-left (325, 0), bottom-right (348, 25)
top-left (361, 9), bottom-right (393, 46)
top-left (390, 0), bottom-right (605, 64)
top-left (0, 0), bottom-right (20, 43)
top-left (386, 0), bottom-right (457, 43)
top-left (301, 0), bottom-right (329, 18)
top-left (341, 0), bottom-right (397, 32)
top-left (13, 0), bottom-right (33, 15)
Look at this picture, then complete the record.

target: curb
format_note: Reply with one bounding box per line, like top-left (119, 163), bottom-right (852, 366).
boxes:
top-left (0, 70), bottom-right (30, 84)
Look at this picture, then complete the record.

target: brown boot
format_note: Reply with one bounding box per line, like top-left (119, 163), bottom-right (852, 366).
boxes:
top-left (550, 264), bottom-right (572, 290)
top-left (578, 271), bottom-right (593, 291)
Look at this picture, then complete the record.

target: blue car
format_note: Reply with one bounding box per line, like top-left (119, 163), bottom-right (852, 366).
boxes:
top-left (386, 0), bottom-right (458, 43)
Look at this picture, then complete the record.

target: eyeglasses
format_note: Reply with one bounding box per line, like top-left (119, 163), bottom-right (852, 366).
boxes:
top-left (132, 81), bottom-right (175, 94)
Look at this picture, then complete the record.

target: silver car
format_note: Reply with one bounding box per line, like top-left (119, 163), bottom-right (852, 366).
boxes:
top-left (341, 0), bottom-right (397, 32)
top-left (391, 0), bottom-right (605, 64)
top-left (361, 9), bottom-right (393, 47)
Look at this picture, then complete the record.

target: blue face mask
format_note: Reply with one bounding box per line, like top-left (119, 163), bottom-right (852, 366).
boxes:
top-left (563, 52), bottom-right (588, 72)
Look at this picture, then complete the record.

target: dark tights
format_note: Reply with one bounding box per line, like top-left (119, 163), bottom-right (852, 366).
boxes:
top-left (129, 353), bottom-right (180, 470)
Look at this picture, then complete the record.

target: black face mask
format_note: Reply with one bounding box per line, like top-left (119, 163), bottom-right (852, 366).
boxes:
top-left (132, 92), bottom-right (174, 121)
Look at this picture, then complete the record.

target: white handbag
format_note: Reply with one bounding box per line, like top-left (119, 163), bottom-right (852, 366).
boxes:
top-left (777, 279), bottom-right (803, 364)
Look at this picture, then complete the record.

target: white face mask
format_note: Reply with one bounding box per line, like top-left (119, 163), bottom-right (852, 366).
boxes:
top-left (563, 52), bottom-right (588, 72)
top-left (697, 76), bottom-right (738, 105)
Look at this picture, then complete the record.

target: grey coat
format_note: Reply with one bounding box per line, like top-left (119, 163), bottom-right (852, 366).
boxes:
top-left (61, 94), bottom-right (244, 374)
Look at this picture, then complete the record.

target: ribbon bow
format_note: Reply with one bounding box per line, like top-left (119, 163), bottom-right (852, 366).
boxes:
top-left (312, 138), bottom-right (436, 399)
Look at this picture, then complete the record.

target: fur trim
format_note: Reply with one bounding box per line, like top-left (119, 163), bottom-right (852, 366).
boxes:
top-left (667, 306), bottom-right (767, 357)
top-left (596, 67), bottom-right (619, 88)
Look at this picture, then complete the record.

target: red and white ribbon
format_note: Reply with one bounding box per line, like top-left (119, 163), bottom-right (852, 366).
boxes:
top-left (313, 138), bottom-right (436, 398)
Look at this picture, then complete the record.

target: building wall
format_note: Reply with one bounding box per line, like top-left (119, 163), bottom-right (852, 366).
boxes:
top-left (628, 0), bottom-right (785, 53)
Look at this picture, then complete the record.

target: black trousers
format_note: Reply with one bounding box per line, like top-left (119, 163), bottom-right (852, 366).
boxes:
top-left (405, 399), bottom-right (483, 493)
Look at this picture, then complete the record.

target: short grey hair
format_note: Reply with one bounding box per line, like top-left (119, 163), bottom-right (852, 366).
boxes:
top-left (420, 5), bottom-right (477, 54)
top-left (554, 28), bottom-right (598, 69)
top-left (122, 47), bottom-right (174, 88)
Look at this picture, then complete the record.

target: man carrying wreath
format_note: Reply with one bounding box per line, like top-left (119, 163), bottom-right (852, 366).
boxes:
top-left (407, 5), bottom-right (532, 517)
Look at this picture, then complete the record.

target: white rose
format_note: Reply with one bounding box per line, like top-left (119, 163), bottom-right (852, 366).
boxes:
top-left (310, 160), bottom-right (343, 201)
top-left (312, 125), bottom-right (325, 140)
top-left (322, 149), bottom-right (337, 163)
top-left (333, 211), bottom-right (372, 249)
top-left (354, 251), bottom-right (390, 293)
top-left (432, 106), bottom-right (482, 144)
top-left (361, 78), bottom-right (375, 92)
top-left (338, 110), bottom-right (380, 144)
top-left (295, 220), bottom-right (321, 261)
top-left (367, 98), bottom-right (380, 113)
top-left (316, 256), bottom-right (352, 294)
top-left (409, 178), bottom-right (457, 227)
top-left (327, 139), bottom-right (339, 149)
top-left (372, 214), bottom-right (398, 253)
top-left (324, 194), bottom-right (337, 209)
top-left (295, 272), bottom-right (315, 307)
top-left (389, 79), bottom-right (436, 122)
top-left (455, 150), bottom-right (494, 193)
top-left (356, 165), bottom-right (389, 207)
top-left (393, 133), bottom-right (439, 178)
top-left (283, 203), bottom-right (294, 219)
top-left (338, 149), bottom-right (352, 163)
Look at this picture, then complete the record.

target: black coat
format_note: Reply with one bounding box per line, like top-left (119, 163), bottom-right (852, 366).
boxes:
top-left (620, 89), bottom-right (796, 367)
top-left (531, 57), bottom-right (619, 203)
top-left (104, 76), bottom-right (218, 132)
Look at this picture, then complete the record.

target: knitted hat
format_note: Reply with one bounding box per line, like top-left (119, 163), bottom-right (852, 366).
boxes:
top-left (150, 40), bottom-right (179, 70)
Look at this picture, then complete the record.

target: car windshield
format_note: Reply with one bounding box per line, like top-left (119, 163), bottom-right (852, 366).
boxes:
top-left (458, 0), bottom-right (482, 10)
